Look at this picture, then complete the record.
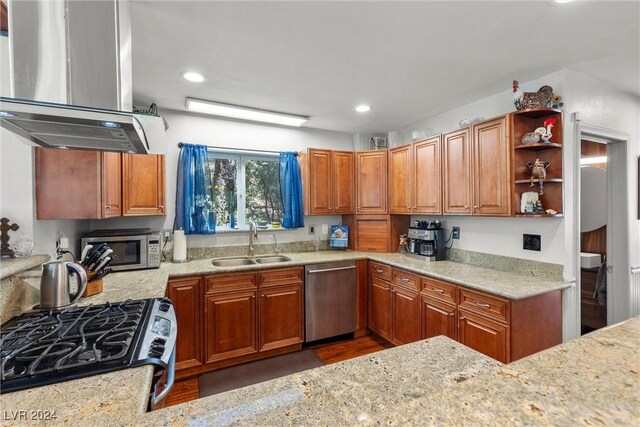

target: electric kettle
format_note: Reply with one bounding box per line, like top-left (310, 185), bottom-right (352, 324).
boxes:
top-left (39, 261), bottom-right (88, 309)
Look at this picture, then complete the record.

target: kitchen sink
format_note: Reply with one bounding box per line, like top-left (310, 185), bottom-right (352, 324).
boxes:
top-left (211, 257), bottom-right (256, 267)
top-left (253, 255), bottom-right (292, 264)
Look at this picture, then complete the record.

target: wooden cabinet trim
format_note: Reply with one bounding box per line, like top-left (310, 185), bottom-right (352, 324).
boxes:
top-left (258, 267), bottom-right (303, 288)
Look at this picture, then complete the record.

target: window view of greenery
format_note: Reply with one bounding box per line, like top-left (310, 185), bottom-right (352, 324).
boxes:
top-left (208, 154), bottom-right (282, 230)
top-left (209, 156), bottom-right (237, 228)
top-left (245, 160), bottom-right (283, 225)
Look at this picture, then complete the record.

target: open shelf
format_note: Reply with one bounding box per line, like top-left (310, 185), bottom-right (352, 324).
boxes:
top-left (515, 178), bottom-right (563, 185)
top-left (510, 108), bottom-right (564, 217)
top-left (514, 143), bottom-right (562, 151)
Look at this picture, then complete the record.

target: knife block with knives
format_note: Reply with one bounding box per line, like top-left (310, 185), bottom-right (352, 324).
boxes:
top-left (79, 243), bottom-right (114, 297)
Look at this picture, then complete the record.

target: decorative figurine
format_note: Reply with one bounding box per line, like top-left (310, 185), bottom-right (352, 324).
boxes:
top-left (534, 118), bottom-right (556, 143)
top-left (551, 95), bottom-right (563, 109)
top-left (535, 200), bottom-right (545, 213)
top-left (527, 158), bottom-right (551, 195)
top-left (1, 217), bottom-right (20, 258)
top-left (521, 132), bottom-right (540, 145)
top-left (512, 80), bottom-right (554, 110)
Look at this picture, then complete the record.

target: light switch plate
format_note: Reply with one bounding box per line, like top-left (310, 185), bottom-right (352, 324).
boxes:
top-left (322, 224), bottom-right (329, 235)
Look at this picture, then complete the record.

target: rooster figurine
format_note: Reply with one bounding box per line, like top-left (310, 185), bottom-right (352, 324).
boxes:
top-left (513, 80), bottom-right (554, 110)
top-left (527, 158), bottom-right (551, 195)
top-left (534, 118), bottom-right (556, 143)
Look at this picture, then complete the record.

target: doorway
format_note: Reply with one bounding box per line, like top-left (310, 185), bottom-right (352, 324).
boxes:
top-left (579, 139), bottom-right (608, 334)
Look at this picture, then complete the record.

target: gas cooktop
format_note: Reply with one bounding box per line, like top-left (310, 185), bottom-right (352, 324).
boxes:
top-left (0, 298), bottom-right (176, 394)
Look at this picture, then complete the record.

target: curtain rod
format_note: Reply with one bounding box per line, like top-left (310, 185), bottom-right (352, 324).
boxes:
top-left (177, 142), bottom-right (281, 156)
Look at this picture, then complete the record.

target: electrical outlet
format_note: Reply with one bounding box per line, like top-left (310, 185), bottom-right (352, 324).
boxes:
top-left (523, 234), bottom-right (541, 251)
top-left (162, 229), bottom-right (172, 241)
top-left (309, 224), bottom-right (316, 235)
top-left (452, 226), bottom-right (460, 239)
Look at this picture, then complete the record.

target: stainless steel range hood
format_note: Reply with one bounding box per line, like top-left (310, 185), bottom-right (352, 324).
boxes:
top-left (4, 0), bottom-right (166, 154)
top-left (0, 97), bottom-right (166, 154)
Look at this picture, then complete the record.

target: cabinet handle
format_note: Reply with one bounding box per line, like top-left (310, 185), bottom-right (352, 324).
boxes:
top-left (159, 205), bottom-right (164, 209)
top-left (400, 278), bottom-right (410, 282)
top-left (375, 269), bottom-right (384, 273)
top-left (105, 205), bottom-right (111, 210)
top-left (474, 205), bottom-right (479, 209)
top-left (449, 312), bottom-right (455, 317)
top-left (459, 316), bottom-right (465, 321)
top-left (463, 205), bottom-right (469, 209)
top-left (432, 287), bottom-right (444, 294)
top-left (474, 301), bottom-right (491, 309)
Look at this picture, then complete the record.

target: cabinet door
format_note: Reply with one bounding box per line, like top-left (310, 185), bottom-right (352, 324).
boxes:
top-left (332, 151), bottom-right (355, 214)
top-left (308, 149), bottom-right (333, 215)
top-left (421, 294), bottom-right (456, 340)
top-left (356, 150), bottom-right (388, 214)
top-left (205, 290), bottom-right (258, 363)
top-left (458, 309), bottom-right (509, 363)
top-left (391, 285), bottom-right (420, 345)
top-left (166, 277), bottom-right (203, 372)
top-left (368, 277), bottom-right (391, 340)
top-left (355, 216), bottom-right (389, 253)
top-left (259, 284), bottom-right (304, 351)
top-left (413, 136), bottom-right (442, 214)
top-left (442, 128), bottom-right (472, 215)
top-left (35, 148), bottom-right (102, 219)
top-left (388, 145), bottom-right (413, 214)
top-left (472, 116), bottom-right (510, 216)
top-left (101, 151), bottom-right (122, 218)
top-left (122, 153), bottom-right (165, 216)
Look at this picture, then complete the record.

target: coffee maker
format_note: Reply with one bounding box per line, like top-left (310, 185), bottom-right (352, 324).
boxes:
top-left (407, 220), bottom-right (446, 261)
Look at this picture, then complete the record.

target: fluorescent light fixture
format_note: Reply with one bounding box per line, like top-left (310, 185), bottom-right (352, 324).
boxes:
top-left (186, 98), bottom-right (309, 127)
top-left (548, 0), bottom-right (575, 4)
top-left (182, 72), bottom-right (206, 83)
top-left (355, 104), bottom-right (371, 113)
top-left (580, 156), bottom-right (607, 165)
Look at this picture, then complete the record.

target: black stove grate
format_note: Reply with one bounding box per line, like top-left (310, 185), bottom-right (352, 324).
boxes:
top-left (0, 299), bottom-right (150, 393)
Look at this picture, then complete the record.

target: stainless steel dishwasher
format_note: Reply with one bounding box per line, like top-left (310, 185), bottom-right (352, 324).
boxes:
top-left (304, 261), bottom-right (356, 342)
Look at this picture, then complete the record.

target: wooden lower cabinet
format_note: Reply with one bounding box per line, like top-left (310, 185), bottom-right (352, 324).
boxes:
top-left (166, 276), bottom-right (203, 375)
top-left (390, 284), bottom-right (420, 345)
top-left (368, 277), bottom-right (392, 340)
top-left (259, 283), bottom-right (304, 351)
top-left (205, 289), bottom-right (258, 363)
top-left (421, 295), bottom-right (457, 341)
top-left (458, 309), bottom-right (510, 363)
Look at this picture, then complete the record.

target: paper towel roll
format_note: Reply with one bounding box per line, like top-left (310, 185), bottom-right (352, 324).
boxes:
top-left (173, 229), bottom-right (187, 263)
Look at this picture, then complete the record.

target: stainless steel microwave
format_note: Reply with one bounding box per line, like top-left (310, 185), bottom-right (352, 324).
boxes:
top-left (81, 229), bottom-right (162, 271)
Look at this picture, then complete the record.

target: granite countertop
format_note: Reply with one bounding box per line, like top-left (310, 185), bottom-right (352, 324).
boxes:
top-left (0, 254), bottom-right (50, 280)
top-left (1, 317), bottom-right (637, 426)
top-left (81, 250), bottom-right (570, 306)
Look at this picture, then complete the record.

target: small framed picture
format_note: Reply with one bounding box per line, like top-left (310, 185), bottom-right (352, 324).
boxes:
top-left (329, 225), bottom-right (349, 249)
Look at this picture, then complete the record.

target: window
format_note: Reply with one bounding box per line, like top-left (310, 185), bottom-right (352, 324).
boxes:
top-left (208, 152), bottom-right (283, 230)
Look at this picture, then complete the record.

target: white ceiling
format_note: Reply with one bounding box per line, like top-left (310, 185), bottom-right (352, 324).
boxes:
top-left (130, 1), bottom-right (639, 134)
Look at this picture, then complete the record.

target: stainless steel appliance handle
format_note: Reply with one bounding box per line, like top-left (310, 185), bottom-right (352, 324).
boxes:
top-left (152, 348), bottom-right (176, 407)
top-left (307, 265), bottom-right (356, 274)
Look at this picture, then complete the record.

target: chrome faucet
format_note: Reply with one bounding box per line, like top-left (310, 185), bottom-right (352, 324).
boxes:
top-left (248, 222), bottom-right (258, 257)
top-left (271, 233), bottom-right (280, 255)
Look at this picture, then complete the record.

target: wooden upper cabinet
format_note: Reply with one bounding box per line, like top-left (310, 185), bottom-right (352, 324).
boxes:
top-left (303, 149), bottom-right (354, 215)
top-left (101, 151), bottom-right (122, 218)
top-left (442, 128), bottom-right (472, 215)
top-left (472, 116), bottom-right (510, 216)
top-left (122, 153), bottom-right (166, 216)
top-left (35, 148), bottom-right (102, 219)
top-left (307, 149), bottom-right (332, 215)
top-left (332, 151), bottom-right (355, 214)
top-left (413, 136), bottom-right (442, 214)
top-left (388, 145), bottom-right (413, 214)
top-left (356, 150), bottom-right (388, 214)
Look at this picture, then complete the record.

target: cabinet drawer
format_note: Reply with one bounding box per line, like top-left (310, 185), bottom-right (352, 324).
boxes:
top-left (458, 288), bottom-right (510, 323)
top-left (369, 262), bottom-right (392, 280)
top-left (391, 268), bottom-right (419, 290)
top-left (421, 277), bottom-right (457, 305)
top-left (258, 267), bottom-right (303, 288)
top-left (206, 272), bottom-right (257, 293)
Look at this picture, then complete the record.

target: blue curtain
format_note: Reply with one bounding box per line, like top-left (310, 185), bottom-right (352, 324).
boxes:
top-left (279, 152), bottom-right (304, 229)
top-left (175, 143), bottom-right (216, 234)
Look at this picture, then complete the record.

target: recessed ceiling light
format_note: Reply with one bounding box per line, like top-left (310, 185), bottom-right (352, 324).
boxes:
top-left (182, 72), bottom-right (206, 83)
top-left (355, 105), bottom-right (371, 113)
top-left (186, 98), bottom-right (309, 127)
